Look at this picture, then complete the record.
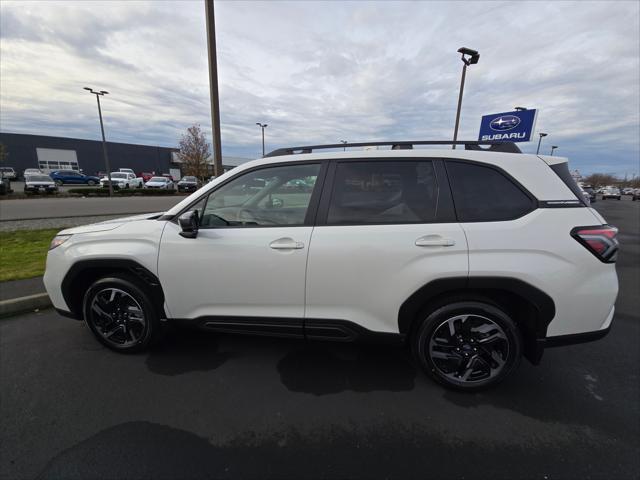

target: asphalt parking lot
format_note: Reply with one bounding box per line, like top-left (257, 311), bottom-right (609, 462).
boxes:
top-left (1, 199), bottom-right (638, 480)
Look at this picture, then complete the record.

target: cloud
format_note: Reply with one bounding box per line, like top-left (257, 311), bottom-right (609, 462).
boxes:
top-left (1, 0), bottom-right (638, 174)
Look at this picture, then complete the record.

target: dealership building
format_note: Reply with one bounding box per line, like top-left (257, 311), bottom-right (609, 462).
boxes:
top-left (0, 132), bottom-right (250, 178)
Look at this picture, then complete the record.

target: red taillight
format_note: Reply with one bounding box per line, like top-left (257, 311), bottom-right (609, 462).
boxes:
top-left (571, 225), bottom-right (619, 263)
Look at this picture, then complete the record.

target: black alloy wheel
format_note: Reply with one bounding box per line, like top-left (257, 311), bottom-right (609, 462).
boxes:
top-left (84, 276), bottom-right (162, 352)
top-left (413, 301), bottom-right (522, 391)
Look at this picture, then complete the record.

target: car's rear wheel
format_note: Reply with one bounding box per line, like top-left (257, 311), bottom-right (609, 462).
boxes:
top-left (83, 276), bottom-right (163, 353)
top-left (412, 300), bottom-right (522, 391)
top-left (87, 180), bottom-right (96, 186)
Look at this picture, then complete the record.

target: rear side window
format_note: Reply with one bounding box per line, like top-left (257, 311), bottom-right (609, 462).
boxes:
top-left (445, 161), bottom-right (534, 222)
top-left (327, 161), bottom-right (438, 224)
top-left (549, 162), bottom-right (588, 206)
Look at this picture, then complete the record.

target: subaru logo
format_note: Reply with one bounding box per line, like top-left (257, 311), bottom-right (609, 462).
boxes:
top-left (490, 115), bottom-right (521, 131)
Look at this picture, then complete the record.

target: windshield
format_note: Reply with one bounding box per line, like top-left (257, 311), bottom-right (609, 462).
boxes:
top-left (110, 173), bottom-right (128, 179)
top-left (27, 175), bottom-right (53, 182)
top-left (182, 176), bottom-right (196, 182)
top-left (149, 177), bottom-right (166, 182)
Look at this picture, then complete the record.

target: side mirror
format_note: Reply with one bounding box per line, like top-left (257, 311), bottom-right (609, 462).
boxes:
top-left (178, 210), bottom-right (199, 238)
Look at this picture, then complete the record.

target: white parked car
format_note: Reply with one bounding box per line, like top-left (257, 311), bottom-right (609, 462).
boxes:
top-left (143, 176), bottom-right (175, 189)
top-left (23, 168), bottom-right (44, 177)
top-left (119, 168), bottom-right (136, 175)
top-left (602, 187), bottom-right (621, 200)
top-left (43, 140), bottom-right (619, 390)
top-left (100, 172), bottom-right (143, 189)
top-left (23, 174), bottom-right (58, 194)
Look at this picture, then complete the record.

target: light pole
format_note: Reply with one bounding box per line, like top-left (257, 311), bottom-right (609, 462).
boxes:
top-left (536, 132), bottom-right (548, 155)
top-left (205, 0), bottom-right (223, 176)
top-left (256, 123), bottom-right (268, 157)
top-left (340, 140), bottom-right (347, 151)
top-left (550, 145), bottom-right (558, 156)
top-left (514, 106), bottom-right (527, 111)
top-left (452, 47), bottom-right (480, 149)
top-left (84, 87), bottom-right (113, 197)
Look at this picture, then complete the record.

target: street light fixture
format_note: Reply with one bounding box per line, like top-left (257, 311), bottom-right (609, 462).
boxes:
top-left (256, 123), bottom-right (268, 157)
top-left (340, 140), bottom-right (347, 151)
top-left (536, 132), bottom-right (548, 155)
top-left (514, 106), bottom-right (527, 111)
top-left (84, 87), bottom-right (113, 197)
top-left (452, 47), bottom-right (480, 149)
top-left (550, 145), bottom-right (558, 156)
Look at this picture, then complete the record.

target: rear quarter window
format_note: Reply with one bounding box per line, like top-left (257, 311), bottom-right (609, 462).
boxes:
top-left (445, 160), bottom-right (536, 222)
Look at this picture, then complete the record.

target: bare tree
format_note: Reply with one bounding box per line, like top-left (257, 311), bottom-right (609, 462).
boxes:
top-left (177, 125), bottom-right (211, 179)
top-left (582, 173), bottom-right (618, 188)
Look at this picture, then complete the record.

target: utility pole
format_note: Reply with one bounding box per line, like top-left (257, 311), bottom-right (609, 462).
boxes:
top-left (256, 123), bottom-right (268, 157)
top-left (204, 0), bottom-right (223, 176)
top-left (452, 47), bottom-right (480, 149)
top-left (84, 87), bottom-right (113, 197)
top-left (536, 132), bottom-right (548, 155)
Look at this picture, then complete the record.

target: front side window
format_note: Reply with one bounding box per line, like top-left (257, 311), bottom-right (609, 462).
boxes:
top-left (327, 161), bottom-right (438, 224)
top-left (445, 161), bottom-right (534, 222)
top-left (198, 163), bottom-right (320, 227)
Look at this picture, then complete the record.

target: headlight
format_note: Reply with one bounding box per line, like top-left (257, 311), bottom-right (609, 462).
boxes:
top-left (50, 234), bottom-right (71, 250)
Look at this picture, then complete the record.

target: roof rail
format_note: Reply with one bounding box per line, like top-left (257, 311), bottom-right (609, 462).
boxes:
top-left (265, 140), bottom-right (522, 158)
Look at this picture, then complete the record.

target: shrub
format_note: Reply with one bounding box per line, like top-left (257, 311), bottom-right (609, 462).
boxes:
top-left (67, 188), bottom-right (177, 196)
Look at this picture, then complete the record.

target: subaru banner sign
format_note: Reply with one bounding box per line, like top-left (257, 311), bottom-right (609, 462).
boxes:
top-left (478, 109), bottom-right (538, 142)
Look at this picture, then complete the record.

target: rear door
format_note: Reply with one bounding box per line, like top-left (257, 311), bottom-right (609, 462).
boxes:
top-left (304, 158), bottom-right (468, 337)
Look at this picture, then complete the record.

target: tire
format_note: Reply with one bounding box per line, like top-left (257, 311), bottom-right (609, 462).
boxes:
top-left (87, 180), bottom-right (96, 186)
top-left (83, 275), bottom-right (164, 353)
top-left (55, 180), bottom-right (63, 186)
top-left (617, 197), bottom-right (621, 201)
top-left (411, 300), bottom-right (522, 391)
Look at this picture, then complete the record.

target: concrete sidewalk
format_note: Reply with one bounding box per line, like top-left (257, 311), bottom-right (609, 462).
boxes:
top-left (0, 277), bottom-right (51, 318)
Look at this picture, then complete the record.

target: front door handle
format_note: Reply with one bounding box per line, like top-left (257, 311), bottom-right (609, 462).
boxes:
top-left (269, 237), bottom-right (305, 250)
top-left (415, 235), bottom-right (456, 247)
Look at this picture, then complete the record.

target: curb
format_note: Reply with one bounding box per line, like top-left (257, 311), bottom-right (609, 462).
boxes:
top-left (0, 293), bottom-right (52, 318)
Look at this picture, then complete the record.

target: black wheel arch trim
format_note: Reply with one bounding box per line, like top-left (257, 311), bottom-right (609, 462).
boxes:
top-left (398, 276), bottom-right (556, 364)
top-left (61, 259), bottom-right (166, 320)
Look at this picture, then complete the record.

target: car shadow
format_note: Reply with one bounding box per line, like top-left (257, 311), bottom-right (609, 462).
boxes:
top-left (145, 327), bottom-right (233, 376)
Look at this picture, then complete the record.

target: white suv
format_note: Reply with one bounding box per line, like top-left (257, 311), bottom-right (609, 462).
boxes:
top-left (43, 141), bottom-right (619, 390)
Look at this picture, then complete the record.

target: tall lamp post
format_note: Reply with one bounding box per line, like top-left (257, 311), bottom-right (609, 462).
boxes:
top-left (340, 140), bottom-right (348, 151)
top-left (452, 47), bottom-right (480, 149)
top-left (256, 123), bottom-right (268, 157)
top-left (550, 145), bottom-right (558, 156)
top-left (83, 87), bottom-right (113, 197)
top-left (205, 0), bottom-right (223, 176)
top-left (536, 132), bottom-right (548, 155)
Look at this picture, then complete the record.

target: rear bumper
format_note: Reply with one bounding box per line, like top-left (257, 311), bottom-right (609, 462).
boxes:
top-left (531, 305), bottom-right (614, 362)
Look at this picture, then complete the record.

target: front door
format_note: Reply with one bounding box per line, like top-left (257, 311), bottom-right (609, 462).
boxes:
top-left (158, 162), bottom-right (324, 336)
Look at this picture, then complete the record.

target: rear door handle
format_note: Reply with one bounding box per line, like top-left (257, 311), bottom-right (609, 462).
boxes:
top-left (269, 237), bottom-right (305, 250)
top-left (415, 235), bottom-right (456, 247)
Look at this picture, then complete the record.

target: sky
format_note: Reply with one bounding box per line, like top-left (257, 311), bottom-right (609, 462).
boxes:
top-left (0, 0), bottom-right (639, 176)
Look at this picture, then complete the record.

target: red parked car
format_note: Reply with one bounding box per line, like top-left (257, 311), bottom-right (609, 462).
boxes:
top-left (139, 172), bottom-right (154, 182)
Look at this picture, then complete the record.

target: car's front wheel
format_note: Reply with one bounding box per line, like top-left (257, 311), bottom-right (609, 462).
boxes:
top-left (55, 180), bottom-right (63, 186)
top-left (87, 180), bottom-right (96, 186)
top-left (83, 276), bottom-right (163, 353)
top-left (412, 300), bottom-right (522, 391)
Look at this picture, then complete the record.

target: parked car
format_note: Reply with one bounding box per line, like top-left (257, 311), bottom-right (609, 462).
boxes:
top-left (143, 176), bottom-right (175, 189)
top-left (119, 168), bottom-right (136, 175)
top-left (43, 140), bottom-right (619, 391)
top-left (139, 172), bottom-right (154, 183)
top-left (0, 167), bottom-right (17, 179)
top-left (582, 185), bottom-right (596, 203)
top-left (177, 176), bottom-right (200, 193)
top-left (161, 173), bottom-right (176, 182)
top-left (24, 174), bottom-right (58, 194)
top-left (632, 188), bottom-right (640, 201)
top-left (602, 187), bottom-right (622, 200)
top-left (622, 187), bottom-right (634, 195)
top-left (23, 168), bottom-right (43, 178)
top-left (50, 170), bottom-right (100, 186)
top-left (100, 172), bottom-right (143, 189)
